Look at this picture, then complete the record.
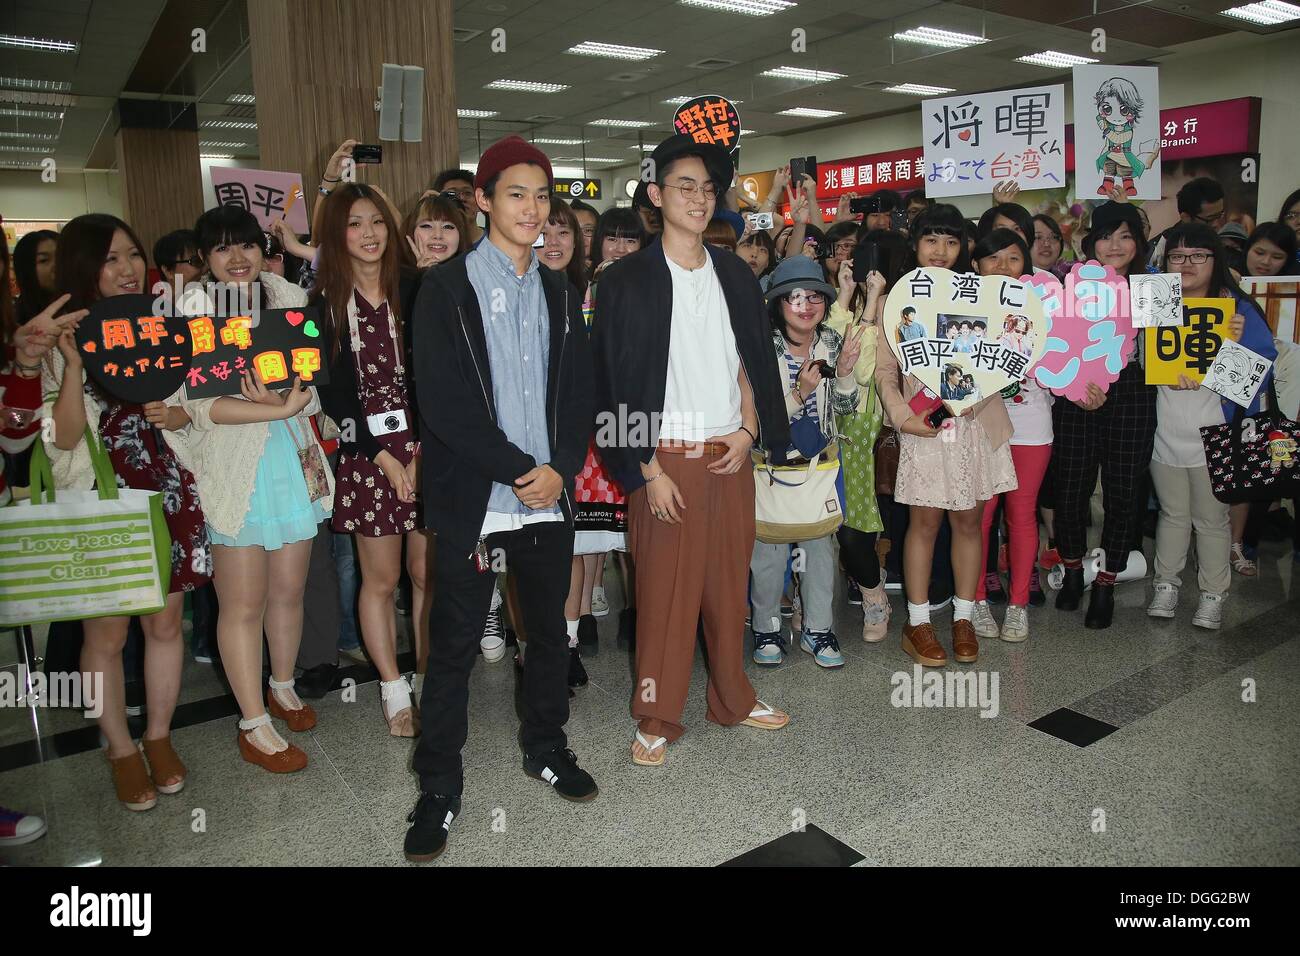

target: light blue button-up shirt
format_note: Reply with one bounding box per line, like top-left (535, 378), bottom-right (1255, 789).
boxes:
top-left (464, 236), bottom-right (557, 522)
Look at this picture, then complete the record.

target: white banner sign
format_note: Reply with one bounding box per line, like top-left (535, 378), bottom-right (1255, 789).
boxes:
top-left (921, 84), bottom-right (1066, 199)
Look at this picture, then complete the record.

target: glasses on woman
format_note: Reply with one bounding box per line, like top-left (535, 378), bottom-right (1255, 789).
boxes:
top-left (787, 291), bottom-right (826, 307)
top-left (832, 241), bottom-right (855, 254)
top-left (1167, 251), bottom-right (1213, 265)
top-left (1285, 211), bottom-right (1300, 224)
top-left (660, 180), bottom-right (718, 201)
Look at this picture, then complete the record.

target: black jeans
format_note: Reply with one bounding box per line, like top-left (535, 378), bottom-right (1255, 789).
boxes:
top-left (413, 521), bottom-right (574, 796)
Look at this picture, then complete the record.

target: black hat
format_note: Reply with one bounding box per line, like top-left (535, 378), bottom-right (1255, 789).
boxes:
top-left (646, 134), bottom-right (734, 196)
top-left (1088, 200), bottom-right (1144, 239)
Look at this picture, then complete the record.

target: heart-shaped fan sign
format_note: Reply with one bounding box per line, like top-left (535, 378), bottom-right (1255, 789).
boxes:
top-left (75, 294), bottom-right (193, 404)
top-left (883, 268), bottom-right (1048, 414)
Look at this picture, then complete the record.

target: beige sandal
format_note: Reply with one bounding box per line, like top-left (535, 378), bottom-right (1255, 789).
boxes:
top-left (631, 730), bottom-right (666, 766)
top-left (740, 700), bottom-right (789, 730)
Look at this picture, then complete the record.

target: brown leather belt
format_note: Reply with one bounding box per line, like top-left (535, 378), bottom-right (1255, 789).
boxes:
top-left (656, 440), bottom-right (727, 456)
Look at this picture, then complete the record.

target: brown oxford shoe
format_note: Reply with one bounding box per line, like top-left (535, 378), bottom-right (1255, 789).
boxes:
top-left (951, 619), bottom-right (979, 664)
top-left (902, 622), bottom-right (948, 667)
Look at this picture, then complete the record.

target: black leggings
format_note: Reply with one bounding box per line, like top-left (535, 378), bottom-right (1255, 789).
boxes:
top-left (837, 525), bottom-right (881, 589)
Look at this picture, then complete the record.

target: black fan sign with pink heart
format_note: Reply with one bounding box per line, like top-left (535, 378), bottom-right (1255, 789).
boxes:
top-left (182, 305), bottom-right (328, 399)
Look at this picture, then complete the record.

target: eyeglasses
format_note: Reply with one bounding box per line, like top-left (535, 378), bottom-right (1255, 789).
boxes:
top-left (1193, 210), bottom-right (1226, 226)
top-left (786, 291), bottom-right (826, 306)
top-left (171, 255), bottom-right (203, 269)
top-left (1284, 211), bottom-right (1300, 224)
top-left (832, 241), bottom-right (855, 254)
top-left (660, 180), bottom-right (718, 201)
top-left (1167, 251), bottom-right (1213, 265)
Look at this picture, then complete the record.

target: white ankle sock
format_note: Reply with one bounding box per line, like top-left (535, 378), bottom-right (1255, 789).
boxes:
top-left (380, 677), bottom-right (413, 720)
top-left (952, 597), bottom-right (975, 622)
top-left (268, 676), bottom-right (302, 711)
top-left (411, 672), bottom-right (424, 697)
top-left (238, 713), bottom-right (287, 753)
top-left (566, 619), bottom-right (579, 649)
top-left (907, 601), bottom-right (930, 626)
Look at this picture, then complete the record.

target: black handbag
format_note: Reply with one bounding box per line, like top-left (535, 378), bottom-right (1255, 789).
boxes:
top-left (1199, 381), bottom-right (1300, 504)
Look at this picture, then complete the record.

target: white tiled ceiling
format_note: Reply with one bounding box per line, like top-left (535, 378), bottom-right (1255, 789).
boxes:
top-left (0, 0), bottom-right (1294, 173)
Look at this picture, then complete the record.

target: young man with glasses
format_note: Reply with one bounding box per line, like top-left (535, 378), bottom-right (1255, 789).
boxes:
top-left (1150, 177), bottom-right (1226, 267)
top-left (591, 134), bottom-right (793, 768)
top-left (153, 230), bottom-right (203, 290)
top-left (404, 137), bottom-right (597, 861)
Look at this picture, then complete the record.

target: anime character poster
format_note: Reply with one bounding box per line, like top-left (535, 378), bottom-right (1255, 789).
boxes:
top-left (1072, 65), bottom-right (1162, 201)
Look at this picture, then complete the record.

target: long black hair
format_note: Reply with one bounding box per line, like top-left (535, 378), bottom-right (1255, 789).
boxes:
top-left (1161, 222), bottom-right (1243, 298)
top-left (849, 228), bottom-right (912, 315)
top-left (909, 203), bottom-right (971, 273)
top-left (1244, 221), bottom-right (1298, 277)
top-left (13, 229), bottom-right (59, 321)
top-left (972, 228), bottom-right (1031, 273)
top-left (589, 207), bottom-right (646, 271)
top-left (976, 202), bottom-right (1033, 242)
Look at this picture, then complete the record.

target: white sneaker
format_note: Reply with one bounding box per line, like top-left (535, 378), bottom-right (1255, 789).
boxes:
top-left (1000, 604), bottom-right (1029, 643)
top-left (971, 600), bottom-right (1000, 639)
top-left (1147, 582), bottom-right (1179, 619)
top-left (480, 606), bottom-right (507, 662)
top-left (590, 586), bottom-right (609, 618)
top-left (1192, 592), bottom-right (1224, 630)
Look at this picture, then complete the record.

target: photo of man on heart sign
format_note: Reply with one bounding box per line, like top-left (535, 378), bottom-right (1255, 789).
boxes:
top-left (882, 267), bottom-right (1048, 415)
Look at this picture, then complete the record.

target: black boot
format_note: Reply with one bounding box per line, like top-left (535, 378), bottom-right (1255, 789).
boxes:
top-left (567, 646), bottom-right (588, 688)
top-left (577, 613), bottom-right (598, 656)
top-left (1056, 567), bottom-right (1085, 611)
top-left (1084, 582), bottom-right (1115, 629)
top-left (616, 607), bottom-right (636, 650)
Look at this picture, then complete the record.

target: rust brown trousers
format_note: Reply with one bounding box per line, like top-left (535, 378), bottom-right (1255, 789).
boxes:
top-left (628, 442), bottom-right (759, 742)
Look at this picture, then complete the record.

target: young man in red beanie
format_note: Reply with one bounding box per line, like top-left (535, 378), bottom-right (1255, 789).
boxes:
top-left (591, 135), bottom-right (794, 768)
top-left (405, 135), bottom-right (596, 862)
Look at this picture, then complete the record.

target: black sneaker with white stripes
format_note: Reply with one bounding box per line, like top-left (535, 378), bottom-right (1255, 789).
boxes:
top-left (522, 747), bottom-right (598, 802)
top-left (403, 792), bottom-right (461, 863)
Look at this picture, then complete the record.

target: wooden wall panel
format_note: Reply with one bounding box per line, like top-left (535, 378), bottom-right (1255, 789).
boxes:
top-left (115, 126), bottom-right (205, 262)
top-left (247, 0), bottom-right (460, 229)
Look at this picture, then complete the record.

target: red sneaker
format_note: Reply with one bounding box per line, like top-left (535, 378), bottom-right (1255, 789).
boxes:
top-left (1039, 546), bottom-right (1062, 570)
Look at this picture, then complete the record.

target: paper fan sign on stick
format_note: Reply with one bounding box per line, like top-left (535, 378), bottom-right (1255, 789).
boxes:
top-left (672, 94), bottom-right (741, 156)
top-left (882, 268), bottom-right (1047, 414)
top-left (74, 294), bottom-right (193, 404)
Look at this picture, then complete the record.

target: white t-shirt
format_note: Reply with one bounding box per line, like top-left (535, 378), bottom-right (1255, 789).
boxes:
top-left (1004, 377), bottom-right (1053, 446)
top-left (1153, 385), bottom-right (1225, 468)
top-left (660, 251), bottom-right (742, 442)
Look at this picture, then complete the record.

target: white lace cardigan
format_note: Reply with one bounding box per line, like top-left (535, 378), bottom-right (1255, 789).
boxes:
top-left (40, 272), bottom-right (334, 538)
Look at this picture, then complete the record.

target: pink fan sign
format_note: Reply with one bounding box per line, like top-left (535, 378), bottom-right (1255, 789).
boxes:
top-left (1025, 260), bottom-right (1137, 402)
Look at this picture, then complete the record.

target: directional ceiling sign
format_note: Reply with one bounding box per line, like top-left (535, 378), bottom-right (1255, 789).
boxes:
top-left (554, 178), bottom-right (601, 200)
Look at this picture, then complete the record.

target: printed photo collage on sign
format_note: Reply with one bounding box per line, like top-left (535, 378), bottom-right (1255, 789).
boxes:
top-left (884, 268), bottom-right (1048, 413)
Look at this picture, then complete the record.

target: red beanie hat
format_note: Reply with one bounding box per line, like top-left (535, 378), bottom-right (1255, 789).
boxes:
top-left (473, 135), bottom-right (553, 191)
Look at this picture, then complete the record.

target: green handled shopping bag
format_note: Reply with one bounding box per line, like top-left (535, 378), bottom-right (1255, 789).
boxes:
top-left (0, 427), bottom-right (172, 627)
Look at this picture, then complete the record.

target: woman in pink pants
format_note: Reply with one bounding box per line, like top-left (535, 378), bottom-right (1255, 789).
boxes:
top-left (970, 230), bottom-right (1054, 642)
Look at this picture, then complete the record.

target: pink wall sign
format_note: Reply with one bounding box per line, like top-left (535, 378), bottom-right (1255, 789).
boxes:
top-left (209, 166), bottom-right (310, 234)
top-left (1027, 261), bottom-right (1138, 402)
top-left (1064, 97), bottom-right (1259, 170)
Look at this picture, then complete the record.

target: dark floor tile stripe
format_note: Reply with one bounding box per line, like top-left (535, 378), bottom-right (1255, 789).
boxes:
top-left (719, 824), bottom-right (865, 867)
top-left (1027, 707), bottom-right (1119, 747)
